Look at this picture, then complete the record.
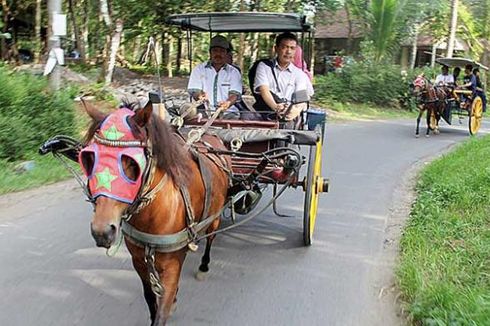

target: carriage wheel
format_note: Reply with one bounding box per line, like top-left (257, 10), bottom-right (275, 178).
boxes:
top-left (303, 130), bottom-right (327, 246)
top-left (469, 96), bottom-right (483, 135)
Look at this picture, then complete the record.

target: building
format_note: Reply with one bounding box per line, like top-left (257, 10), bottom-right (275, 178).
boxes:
top-left (399, 35), bottom-right (468, 69)
top-left (313, 8), bottom-right (364, 74)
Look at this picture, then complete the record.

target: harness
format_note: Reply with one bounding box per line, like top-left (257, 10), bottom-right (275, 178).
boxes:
top-left (414, 77), bottom-right (446, 106)
top-left (121, 139), bottom-right (228, 253)
top-left (75, 108), bottom-right (229, 256)
top-left (41, 101), bottom-right (305, 300)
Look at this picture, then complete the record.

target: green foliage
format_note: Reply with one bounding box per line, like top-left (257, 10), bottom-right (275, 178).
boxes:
top-left (368, 0), bottom-right (401, 62)
top-left (458, 1), bottom-right (485, 58)
top-left (314, 60), bottom-right (421, 109)
top-left (397, 135), bottom-right (490, 325)
top-left (0, 67), bottom-right (76, 161)
top-left (402, 0), bottom-right (449, 40)
top-left (78, 82), bottom-right (116, 104)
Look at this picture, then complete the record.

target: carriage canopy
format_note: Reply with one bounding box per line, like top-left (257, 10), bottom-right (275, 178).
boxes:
top-left (165, 12), bottom-right (311, 33)
top-left (436, 57), bottom-right (489, 71)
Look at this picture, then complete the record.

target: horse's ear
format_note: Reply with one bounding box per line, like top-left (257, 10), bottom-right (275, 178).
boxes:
top-left (133, 101), bottom-right (153, 127)
top-left (81, 98), bottom-right (105, 122)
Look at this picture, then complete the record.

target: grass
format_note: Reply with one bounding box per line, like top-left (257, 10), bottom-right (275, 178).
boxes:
top-left (397, 135), bottom-right (490, 325)
top-left (0, 152), bottom-right (78, 195)
top-left (314, 100), bottom-right (417, 122)
top-left (0, 101), bottom-right (93, 196)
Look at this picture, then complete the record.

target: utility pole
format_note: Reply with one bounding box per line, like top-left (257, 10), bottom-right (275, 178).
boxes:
top-left (46, 0), bottom-right (65, 90)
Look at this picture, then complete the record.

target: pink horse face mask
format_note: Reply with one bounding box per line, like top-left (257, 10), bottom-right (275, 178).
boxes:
top-left (413, 76), bottom-right (426, 88)
top-left (79, 108), bottom-right (147, 204)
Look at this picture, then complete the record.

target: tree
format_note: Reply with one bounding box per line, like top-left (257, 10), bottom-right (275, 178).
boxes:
top-left (446, 0), bottom-right (459, 57)
top-left (401, 0), bottom-right (449, 68)
top-left (67, 0), bottom-right (86, 62)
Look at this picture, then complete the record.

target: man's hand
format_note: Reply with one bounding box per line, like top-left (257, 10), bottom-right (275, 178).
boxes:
top-left (217, 100), bottom-right (231, 111)
top-left (275, 103), bottom-right (287, 116)
top-left (196, 92), bottom-right (208, 102)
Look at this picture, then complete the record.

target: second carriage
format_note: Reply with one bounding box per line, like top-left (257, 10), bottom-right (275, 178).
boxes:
top-left (435, 57), bottom-right (487, 135)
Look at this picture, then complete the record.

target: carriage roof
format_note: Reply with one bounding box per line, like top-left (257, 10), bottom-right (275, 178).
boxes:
top-left (165, 12), bottom-right (311, 33)
top-left (436, 57), bottom-right (489, 71)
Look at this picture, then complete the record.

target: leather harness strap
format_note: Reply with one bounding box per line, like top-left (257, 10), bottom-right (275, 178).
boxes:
top-left (196, 151), bottom-right (214, 220)
top-left (122, 132), bottom-right (225, 253)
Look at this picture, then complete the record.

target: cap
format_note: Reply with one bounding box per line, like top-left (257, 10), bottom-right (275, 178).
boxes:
top-left (210, 35), bottom-right (230, 51)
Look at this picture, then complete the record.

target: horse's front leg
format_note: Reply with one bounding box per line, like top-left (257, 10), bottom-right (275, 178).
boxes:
top-left (425, 108), bottom-right (431, 137)
top-left (196, 218), bottom-right (220, 281)
top-left (126, 242), bottom-right (158, 323)
top-left (415, 108), bottom-right (423, 137)
top-left (433, 112), bottom-right (440, 135)
top-left (152, 251), bottom-right (186, 326)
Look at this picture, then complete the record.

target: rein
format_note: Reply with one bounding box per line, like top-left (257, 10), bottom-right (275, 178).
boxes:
top-left (122, 170), bottom-right (297, 253)
top-left (44, 117), bottom-right (302, 255)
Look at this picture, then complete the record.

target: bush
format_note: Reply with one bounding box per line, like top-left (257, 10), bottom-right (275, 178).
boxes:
top-left (315, 61), bottom-right (424, 109)
top-left (0, 66), bottom-right (76, 161)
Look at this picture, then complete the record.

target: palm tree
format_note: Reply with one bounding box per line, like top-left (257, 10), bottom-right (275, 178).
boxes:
top-left (369, 0), bottom-right (401, 62)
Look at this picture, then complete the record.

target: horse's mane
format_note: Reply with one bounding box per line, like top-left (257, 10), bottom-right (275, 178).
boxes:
top-left (84, 101), bottom-right (190, 186)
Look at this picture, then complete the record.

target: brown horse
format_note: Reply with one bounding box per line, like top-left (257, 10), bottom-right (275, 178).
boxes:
top-left (80, 100), bottom-right (230, 325)
top-left (412, 75), bottom-right (448, 137)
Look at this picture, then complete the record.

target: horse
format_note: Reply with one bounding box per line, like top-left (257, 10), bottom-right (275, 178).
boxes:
top-left (411, 75), bottom-right (448, 137)
top-left (79, 100), bottom-right (230, 325)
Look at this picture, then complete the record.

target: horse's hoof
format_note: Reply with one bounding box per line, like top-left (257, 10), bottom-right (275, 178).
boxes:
top-left (434, 129), bottom-right (440, 135)
top-left (195, 270), bottom-right (208, 281)
top-left (415, 134), bottom-right (420, 138)
top-left (425, 134), bottom-right (430, 138)
top-left (169, 302), bottom-right (177, 316)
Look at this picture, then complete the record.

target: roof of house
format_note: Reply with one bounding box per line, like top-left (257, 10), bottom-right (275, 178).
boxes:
top-left (314, 8), bottom-right (365, 39)
top-left (402, 34), bottom-right (468, 51)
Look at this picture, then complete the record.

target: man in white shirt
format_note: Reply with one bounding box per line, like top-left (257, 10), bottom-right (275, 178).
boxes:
top-left (435, 65), bottom-right (455, 86)
top-left (187, 35), bottom-right (242, 120)
top-left (253, 32), bottom-right (313, 121)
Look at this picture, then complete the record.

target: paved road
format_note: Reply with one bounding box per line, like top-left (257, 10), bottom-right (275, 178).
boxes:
top-left (1, 118), bottom-right (488, 326)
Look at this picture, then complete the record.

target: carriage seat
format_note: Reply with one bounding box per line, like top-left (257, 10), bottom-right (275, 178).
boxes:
top-left (180, 126), bottom-right (319, 146)
top-left (205, 128), bottom-right (319, 146)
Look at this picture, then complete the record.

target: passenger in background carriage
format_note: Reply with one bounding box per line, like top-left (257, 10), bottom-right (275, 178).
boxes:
top-left (461, 64), bottom-right (477, 93)
top-left (457, 64), bottom-right (477, 109)
top-left (473, 67), bottom-right (487, 112)
top-left (187, 35), bottom-right (243, 120)
top-left (453, 67), bottom-right (461, 87)
top-left (253, 32), bottom-right (313, 124)
top-left (435, 65), bottom-right (455, 86)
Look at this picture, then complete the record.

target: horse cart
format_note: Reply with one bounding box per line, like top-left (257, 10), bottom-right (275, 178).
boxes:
top-left (41, 12), bottom-right (328, 246)
top-left (436, 57), bottom-right (487, 135)
top-left (39, 12), bottom-right (328, 324)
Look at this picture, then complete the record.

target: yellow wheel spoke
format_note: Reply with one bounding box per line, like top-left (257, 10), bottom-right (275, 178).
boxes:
top-left (308, 141), bottom-right (322, 238)
top-left (469, 97), bottom-right (483, 135)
